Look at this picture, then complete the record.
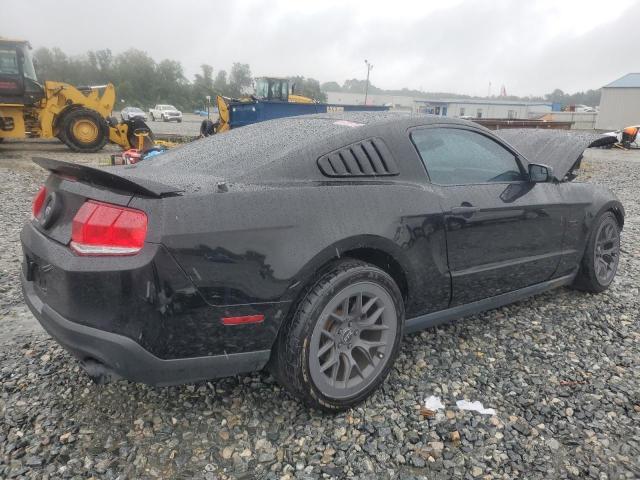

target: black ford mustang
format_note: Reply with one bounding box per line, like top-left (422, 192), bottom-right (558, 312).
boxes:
top-left (21, 113), bottom-right (624, 411)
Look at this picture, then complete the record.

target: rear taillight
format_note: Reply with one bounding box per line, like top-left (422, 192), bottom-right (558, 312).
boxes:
top-left (32, 186), bottom-right (47, 218)
top-left (70, 200), bottom-right (148, 256)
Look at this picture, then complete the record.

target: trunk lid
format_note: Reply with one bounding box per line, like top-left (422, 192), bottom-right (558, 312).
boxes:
top-left (33, 157), bottom-right (181, 197)
top-left (31, 157), bottom-right (179, 245)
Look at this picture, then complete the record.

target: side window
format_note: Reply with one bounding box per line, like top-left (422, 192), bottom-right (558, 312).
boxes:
top-left (411, 128), bottom-right (524, 185)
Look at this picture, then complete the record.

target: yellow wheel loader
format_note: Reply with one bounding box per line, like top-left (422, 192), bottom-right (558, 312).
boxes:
top-left (200, 77), bottom-right (317, 136)
top-left (199, 76), bottom-right (388, 137)
top-left (0, 39), bottom-right (140, 152)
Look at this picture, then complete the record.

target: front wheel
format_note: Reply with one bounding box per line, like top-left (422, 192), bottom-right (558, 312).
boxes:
top-left (273, 260), bottom-right (404, 411)
top-left (573, 211), bottom-right (621, 293)
top-left (60, 108), bottom-right (109, 152)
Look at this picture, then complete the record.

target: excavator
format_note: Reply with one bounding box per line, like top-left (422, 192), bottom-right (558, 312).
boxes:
top-left (0, 38), bottom-right (146, 152)
top-left (200, 76), bottom-right (388, 136)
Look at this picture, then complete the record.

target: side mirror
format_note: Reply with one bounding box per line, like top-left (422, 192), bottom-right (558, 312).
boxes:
top-left (528, 163), bottom-right (553, 183)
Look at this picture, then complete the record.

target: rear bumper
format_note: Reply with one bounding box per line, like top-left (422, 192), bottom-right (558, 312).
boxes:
top-left (22, 271), bottom-right (270, 386)
top-left (21, 221), bottom-right (285, 360)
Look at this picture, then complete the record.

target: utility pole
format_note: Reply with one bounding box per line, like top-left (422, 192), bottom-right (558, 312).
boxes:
top-left (364, 59), bottom-right (373, 105)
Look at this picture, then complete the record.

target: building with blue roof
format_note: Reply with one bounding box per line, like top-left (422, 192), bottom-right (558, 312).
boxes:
top-left (413, 98), bottom-right (553, 120)
top-left (596, 73), bottom-right (640, 130)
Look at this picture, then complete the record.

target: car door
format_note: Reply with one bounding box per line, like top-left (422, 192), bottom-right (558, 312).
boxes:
top-left (410, 126), bottom-right (565, 306)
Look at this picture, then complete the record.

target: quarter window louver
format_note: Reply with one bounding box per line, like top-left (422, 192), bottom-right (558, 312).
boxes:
top-left (317, 138), bottom-right (399, 177)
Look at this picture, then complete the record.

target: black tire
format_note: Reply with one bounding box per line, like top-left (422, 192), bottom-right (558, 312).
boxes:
top-left (56, 125), bottom-right (70, 148)
top-left (162, 115), bottom-right (167, 122)
top-left (107, 116), bottom-right (119, 128)
top-left (150, 114), bottom-right (155, 122)
top-left (178, 119), bottom-right (182, 123)
top-left (124, 118), bottom-right (154, 150)
top-left (272, 260), bottom-right (404, 411)
top-left (573, 211), bottom-right (621, 293)
top-left (60, 108), bottom-right (109, 152)
top-left (200, 119), bottom-right (216, 137)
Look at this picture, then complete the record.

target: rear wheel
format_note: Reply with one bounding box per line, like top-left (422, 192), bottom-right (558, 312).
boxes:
top-left (60, 108), bottom-right (109, 152)
top-left (273, 260), bottom-right (404, 411)
top-left (125, 117), bottom-right (154, 150)
top-left (200, 119), bottom-right (217, 137)
top-left (573, 211), bottom-right (621, 293)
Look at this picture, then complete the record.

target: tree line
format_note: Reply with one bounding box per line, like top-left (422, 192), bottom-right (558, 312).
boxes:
top-left (321, 80), bottom-right (601, 107)
top-left (33, 47), bottom-right (327, 111)
top-left (32, 46), bottom-right (600, 109)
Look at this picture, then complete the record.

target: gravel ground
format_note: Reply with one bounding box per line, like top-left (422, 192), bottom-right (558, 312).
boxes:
top-left (0, 147), bottom-right (639, 479)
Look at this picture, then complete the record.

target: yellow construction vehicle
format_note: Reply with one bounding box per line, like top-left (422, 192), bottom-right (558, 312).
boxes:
top-left (200, 76), bottom-right (388, 137)
top-left (201, 76), bottom-right (318, 136)
top-left (0, 38), bottom-right (140, 152)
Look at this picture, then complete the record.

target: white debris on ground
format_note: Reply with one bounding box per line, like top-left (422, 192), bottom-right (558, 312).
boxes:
top-left (456, 400), bottom-right (497, 415)
top-left (424, 395), bottom-right (446, 411)
top-left (423, 396), bottom-right (496, 415)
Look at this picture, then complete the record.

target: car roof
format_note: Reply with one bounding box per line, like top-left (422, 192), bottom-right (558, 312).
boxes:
top-left (116, 111), bottom-right (612, 192)
top-left (118, 112), bottom-right (473, 191)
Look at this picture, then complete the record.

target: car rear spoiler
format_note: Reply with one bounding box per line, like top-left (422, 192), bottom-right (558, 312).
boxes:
top-left (33, 157), bottom-right (182, 198)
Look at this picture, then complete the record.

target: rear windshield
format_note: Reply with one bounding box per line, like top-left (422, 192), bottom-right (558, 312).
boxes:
top-left (130, 117), bottom-right (351, 181)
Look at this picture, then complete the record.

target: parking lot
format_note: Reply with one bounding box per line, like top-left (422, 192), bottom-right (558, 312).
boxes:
top-left (135, 112), bottom-right (207, 139)
top-left (0, 144), bottom-right (639, 479)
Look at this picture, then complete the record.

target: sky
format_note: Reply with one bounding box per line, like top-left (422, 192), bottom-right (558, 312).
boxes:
top-left (2, 0), bottom-right (639, 97)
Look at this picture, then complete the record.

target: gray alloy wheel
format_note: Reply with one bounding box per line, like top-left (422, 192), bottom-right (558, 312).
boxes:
top-left (273, 259), bottom-right (404, 411)
top-left (308, 281), bottom-right (398, 400)
top-left (573, 211), bottom-right (621, 293)
top-left (593, 215), bottom-right (620, 286)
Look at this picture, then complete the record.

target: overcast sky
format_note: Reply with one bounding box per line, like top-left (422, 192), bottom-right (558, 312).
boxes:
top-left (2, 0), bottom-right (638, 96)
